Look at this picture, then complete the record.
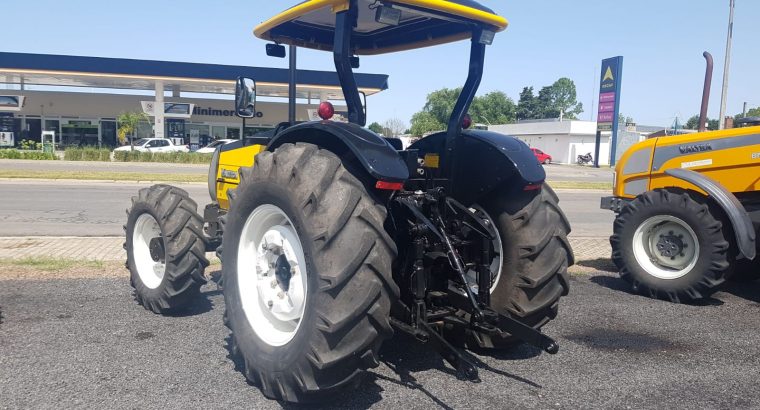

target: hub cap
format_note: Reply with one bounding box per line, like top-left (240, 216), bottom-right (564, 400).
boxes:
top-left (132, 213), bottom-right (166, 289)
top-left (237, 205), bottom-right (307, 347)
top-left (465, 206), bottom-right (503, 293)
top-left (633, 215), bottom-right (700, 280)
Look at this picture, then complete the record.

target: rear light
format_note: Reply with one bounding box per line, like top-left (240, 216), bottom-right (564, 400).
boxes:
top-left (318, 101), bottom-right (335, 120)
top-left (462, 114), bottom-right (472, 129)
top-left (523, 183), bottom-right (543, 191)
top-left (375, 180), bottom-right (404, 191)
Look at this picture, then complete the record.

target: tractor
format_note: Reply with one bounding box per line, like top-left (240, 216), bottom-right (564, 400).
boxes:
top-left (125, 0), bottom-right (573, 403)
top-left (602, 116), bottom-right (760, 303)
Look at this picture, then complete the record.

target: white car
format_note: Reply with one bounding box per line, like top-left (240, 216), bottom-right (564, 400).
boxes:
top-left (114, 138), bottom-right (189, 153)
top-left (195, 139), bottom-right (236, 154)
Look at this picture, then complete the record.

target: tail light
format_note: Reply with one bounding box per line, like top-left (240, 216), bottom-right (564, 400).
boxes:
top-left (318, 101), bottom-right (335, 120)
top-left (376, 180), bottom-right (404, 191)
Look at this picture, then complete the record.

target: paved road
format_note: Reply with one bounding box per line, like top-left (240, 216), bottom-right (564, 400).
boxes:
top-left (0, 181), bottom-right (614, 238)
top-left (0, 159), bottom-right (613, 182)
top-left (1, 267), bottom-right (758, 409)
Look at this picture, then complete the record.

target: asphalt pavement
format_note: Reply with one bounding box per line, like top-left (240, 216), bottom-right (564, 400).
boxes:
top-left (1, 266), bottom-right (759, 409)
top-left (0, 181), bottom-right (613, 237)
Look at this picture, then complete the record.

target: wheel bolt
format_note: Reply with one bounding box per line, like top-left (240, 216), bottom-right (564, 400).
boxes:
top-left (277, 292), bottom-right (285, 299)
top-left (267, 300), bottom-right (273, 308)
top-left (271, 280), bottom-right (278, 289)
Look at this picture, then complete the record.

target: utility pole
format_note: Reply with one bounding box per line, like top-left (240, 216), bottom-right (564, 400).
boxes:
top-left (718, 0), bottom-right (735, 130)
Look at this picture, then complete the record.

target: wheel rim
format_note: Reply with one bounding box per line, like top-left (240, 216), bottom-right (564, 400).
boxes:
top-left (237, 204), bottom-right (308, 347)
top-left (632, 215), bottom-right (700, 280)
top-left (465, 205), bottom-right (503, 294)
top-left (132, 213), bottom-right (166, 289)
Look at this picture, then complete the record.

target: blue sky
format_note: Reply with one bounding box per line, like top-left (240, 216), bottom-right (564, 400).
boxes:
top-left (3, 1), bottom-right (758, 128)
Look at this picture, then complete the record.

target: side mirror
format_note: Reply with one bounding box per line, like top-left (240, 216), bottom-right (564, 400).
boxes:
top-left (235, 77), bottom-right (257, 118)
top-left (266, 43), bottom-right (287, 58)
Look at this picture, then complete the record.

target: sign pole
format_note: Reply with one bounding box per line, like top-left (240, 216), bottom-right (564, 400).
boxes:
top-left (593, 130), bottom-right (601, 168)
top-left (596, 56), bottom-right (624, 167)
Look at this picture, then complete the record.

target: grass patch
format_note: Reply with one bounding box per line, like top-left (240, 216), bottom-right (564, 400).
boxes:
top-left (114, 150), bottom-right (212, 164)
top-left (549, 181), bottom-right (613, 190)
top-left (64, 147), bottom-right (111, 162)
top-left (0, 257), bottom-right (105, 271)
top-left (0, 149), bottom-right (57, 160)
top-left (0, 169), bottom-right (205, 183)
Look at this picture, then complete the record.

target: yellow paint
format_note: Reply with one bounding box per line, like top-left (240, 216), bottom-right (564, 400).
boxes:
top-left (603, 66), bottom-right (614, 82)
top-left (254, 0), bottom-right (508, 55)
top-left (612, 126), bottom-right (760, 198)
top-left (424, 153), bottom-right (440, 169)
top-left (215, 144), bottom-right (266, 209)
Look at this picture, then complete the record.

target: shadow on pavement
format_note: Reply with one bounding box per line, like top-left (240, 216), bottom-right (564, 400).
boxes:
top-left (576, 257), bottom-right (617, 273)
top-left (721, 280), bottom-right (760, 304)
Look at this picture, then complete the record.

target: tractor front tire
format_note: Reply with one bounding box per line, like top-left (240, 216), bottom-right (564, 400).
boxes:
top-left (610, 189), bottom-right (732, 303)
top-left (125, 185), bottom-right (209, 314)
top-left (222, 143), bottom-right (399, 403)
top-left (467, 185), bottom-right (573, 349)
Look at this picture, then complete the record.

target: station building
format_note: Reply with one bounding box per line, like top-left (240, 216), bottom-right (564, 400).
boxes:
top-left (0, 52), bottom-right (388, 149)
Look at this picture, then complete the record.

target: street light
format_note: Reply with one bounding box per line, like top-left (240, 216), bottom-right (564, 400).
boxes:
top-left (718, 0), bottom-right (735, 130)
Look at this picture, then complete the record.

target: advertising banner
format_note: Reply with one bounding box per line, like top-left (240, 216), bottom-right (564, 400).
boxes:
top-left (597, 56), bottom-right (624, 165)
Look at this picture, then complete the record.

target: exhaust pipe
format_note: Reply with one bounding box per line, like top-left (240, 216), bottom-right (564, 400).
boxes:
top-left (699, 52), bottom-right (713, 132)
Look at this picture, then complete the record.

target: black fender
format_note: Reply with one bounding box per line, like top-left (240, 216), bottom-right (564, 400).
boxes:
top-left (409, 130), bottom-right (545, 205)
top-left (665, 168), bottom-right (756, 260)
top-left (267, 121), bottom-right (409, 182)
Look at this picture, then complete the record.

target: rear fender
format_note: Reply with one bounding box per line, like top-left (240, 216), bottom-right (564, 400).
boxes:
top-left (665, 168), bottom-right (756, 260)
top-left (267, 121), bottom-right (409, 182)
top-left (409, 130), bottom-right (545, 205)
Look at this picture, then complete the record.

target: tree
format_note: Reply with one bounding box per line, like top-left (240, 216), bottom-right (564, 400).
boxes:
top-left (382, 118), bottom-right (406, 137)
top-left (516, 87), bottom-right (539, 120)
top-left (517, 78), bottom-right (583, 120)
top-left (683, 115), bottom-right (719, 131)
top-left (367, 122), bottom-right (384, 134)
top-left (409, 111), bottom-right (444, 137)
top-left (117, 111), bottom-right (150, 148)
top-left (618, 113), bottom-right (634, 126)
top-left (470, 91), bottom-right (516, 125)
top-left (736, 106), bottom-right (760, 119)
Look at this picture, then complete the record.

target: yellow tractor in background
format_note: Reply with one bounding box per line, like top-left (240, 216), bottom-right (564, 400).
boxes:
top-left (601, 116), bottom-right (760, 303)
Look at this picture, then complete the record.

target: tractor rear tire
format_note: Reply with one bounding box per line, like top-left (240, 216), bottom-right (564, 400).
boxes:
top-left (467, 185), bottom-right (573, 349)
top-left (221, 143), bottom-right (399, 403)
top-left (610, 189), bottom-right (732, 303)
top-left (125, 185), bottom-right (209, 314)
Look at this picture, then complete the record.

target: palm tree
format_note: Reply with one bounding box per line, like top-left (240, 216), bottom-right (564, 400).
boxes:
top-left (117, 111), bottom-right (150, 150)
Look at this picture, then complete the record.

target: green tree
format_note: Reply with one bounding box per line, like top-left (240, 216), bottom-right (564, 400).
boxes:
top-left (470, 91), bottom-right (516, 125)
top-left (683, 115), bottom-right (719, 131)
top-left (117, 111), bottom-right (150, 147)
top-left (368, 122), bottom-right (384, 134)
top-left (421, 88), bottom-right (462, 124)
top-left (516, 87), bottom-right (539, 120)
top-left (736, 107), bottom-right (760, 118)
top-left (409, 111), bottom-right (444, 137)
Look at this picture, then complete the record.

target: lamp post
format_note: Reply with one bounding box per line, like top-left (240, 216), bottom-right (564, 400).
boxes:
top-left (718, 0), bottom-right (735, 130)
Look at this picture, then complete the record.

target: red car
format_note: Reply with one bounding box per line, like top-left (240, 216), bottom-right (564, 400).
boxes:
top-left (531, 148), bottom-right (552, 164)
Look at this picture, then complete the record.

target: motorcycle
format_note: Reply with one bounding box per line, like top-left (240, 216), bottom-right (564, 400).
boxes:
top-left (577, 153), bottom-right (593, 165)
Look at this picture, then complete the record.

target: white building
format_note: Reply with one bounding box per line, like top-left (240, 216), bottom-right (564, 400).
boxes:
top-left (489, 119), bottom-right (655, 166)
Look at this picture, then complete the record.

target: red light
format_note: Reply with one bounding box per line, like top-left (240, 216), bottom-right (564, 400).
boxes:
top-left (318, 101), bottom-right (335, 120)
top-left (375, 180), bottom-right (404, 191)
top-left (462, 114), bottom-right (472, 129)
top-left (523, 183), bottom-right (543, 191)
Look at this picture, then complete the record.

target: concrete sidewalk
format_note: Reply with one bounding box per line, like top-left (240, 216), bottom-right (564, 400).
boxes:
top-left (0, 236), bottom-right (611, 262)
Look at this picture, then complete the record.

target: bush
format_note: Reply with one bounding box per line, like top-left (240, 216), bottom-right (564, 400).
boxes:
top-left (113, 150), bottom-right (212, 164)
top-left (19, 139), bottom-right (43, 151)
top-left (64, 147), bottom-right (111, 162)
top-left (0, 149), bottom-right (57, 160)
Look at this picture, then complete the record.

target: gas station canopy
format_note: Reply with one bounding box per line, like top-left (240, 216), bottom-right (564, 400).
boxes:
top-left (0, 52), bottom-right (389, 100)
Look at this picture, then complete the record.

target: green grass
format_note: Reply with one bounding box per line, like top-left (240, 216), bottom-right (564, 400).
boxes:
top-left (64, 147), bottom-right (111, 162)
top-left (113, 150), bottom-right (212, 164)
top-left (0, 257), bottom-right (105, 271)
top-left (0, 169), bottom-right (205, 183)
top-left (0, 149), bottom-right (57, 160)
top-left (549, 181), bottom-right (613, 190)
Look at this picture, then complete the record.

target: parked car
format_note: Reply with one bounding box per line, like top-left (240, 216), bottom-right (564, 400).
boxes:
top-left (114, 138), bottom-right (189, 153)
top-left (194, 139), bottom-right (236, 154)
top-left (531, 148), bottom-right (552, 164)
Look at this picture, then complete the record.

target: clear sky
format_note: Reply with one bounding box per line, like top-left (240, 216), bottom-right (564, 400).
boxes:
top-left (3, 0), bottom-right (758, 128)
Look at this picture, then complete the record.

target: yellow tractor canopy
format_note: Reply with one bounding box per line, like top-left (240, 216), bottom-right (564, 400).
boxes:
top-left (255, 0), bottom-right (508, 55)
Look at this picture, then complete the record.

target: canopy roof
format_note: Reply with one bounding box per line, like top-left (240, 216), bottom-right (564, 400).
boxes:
top-left (255, 0), bottom-right (508, 55)
top-left (0, 52), bottom-right (389, 100)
